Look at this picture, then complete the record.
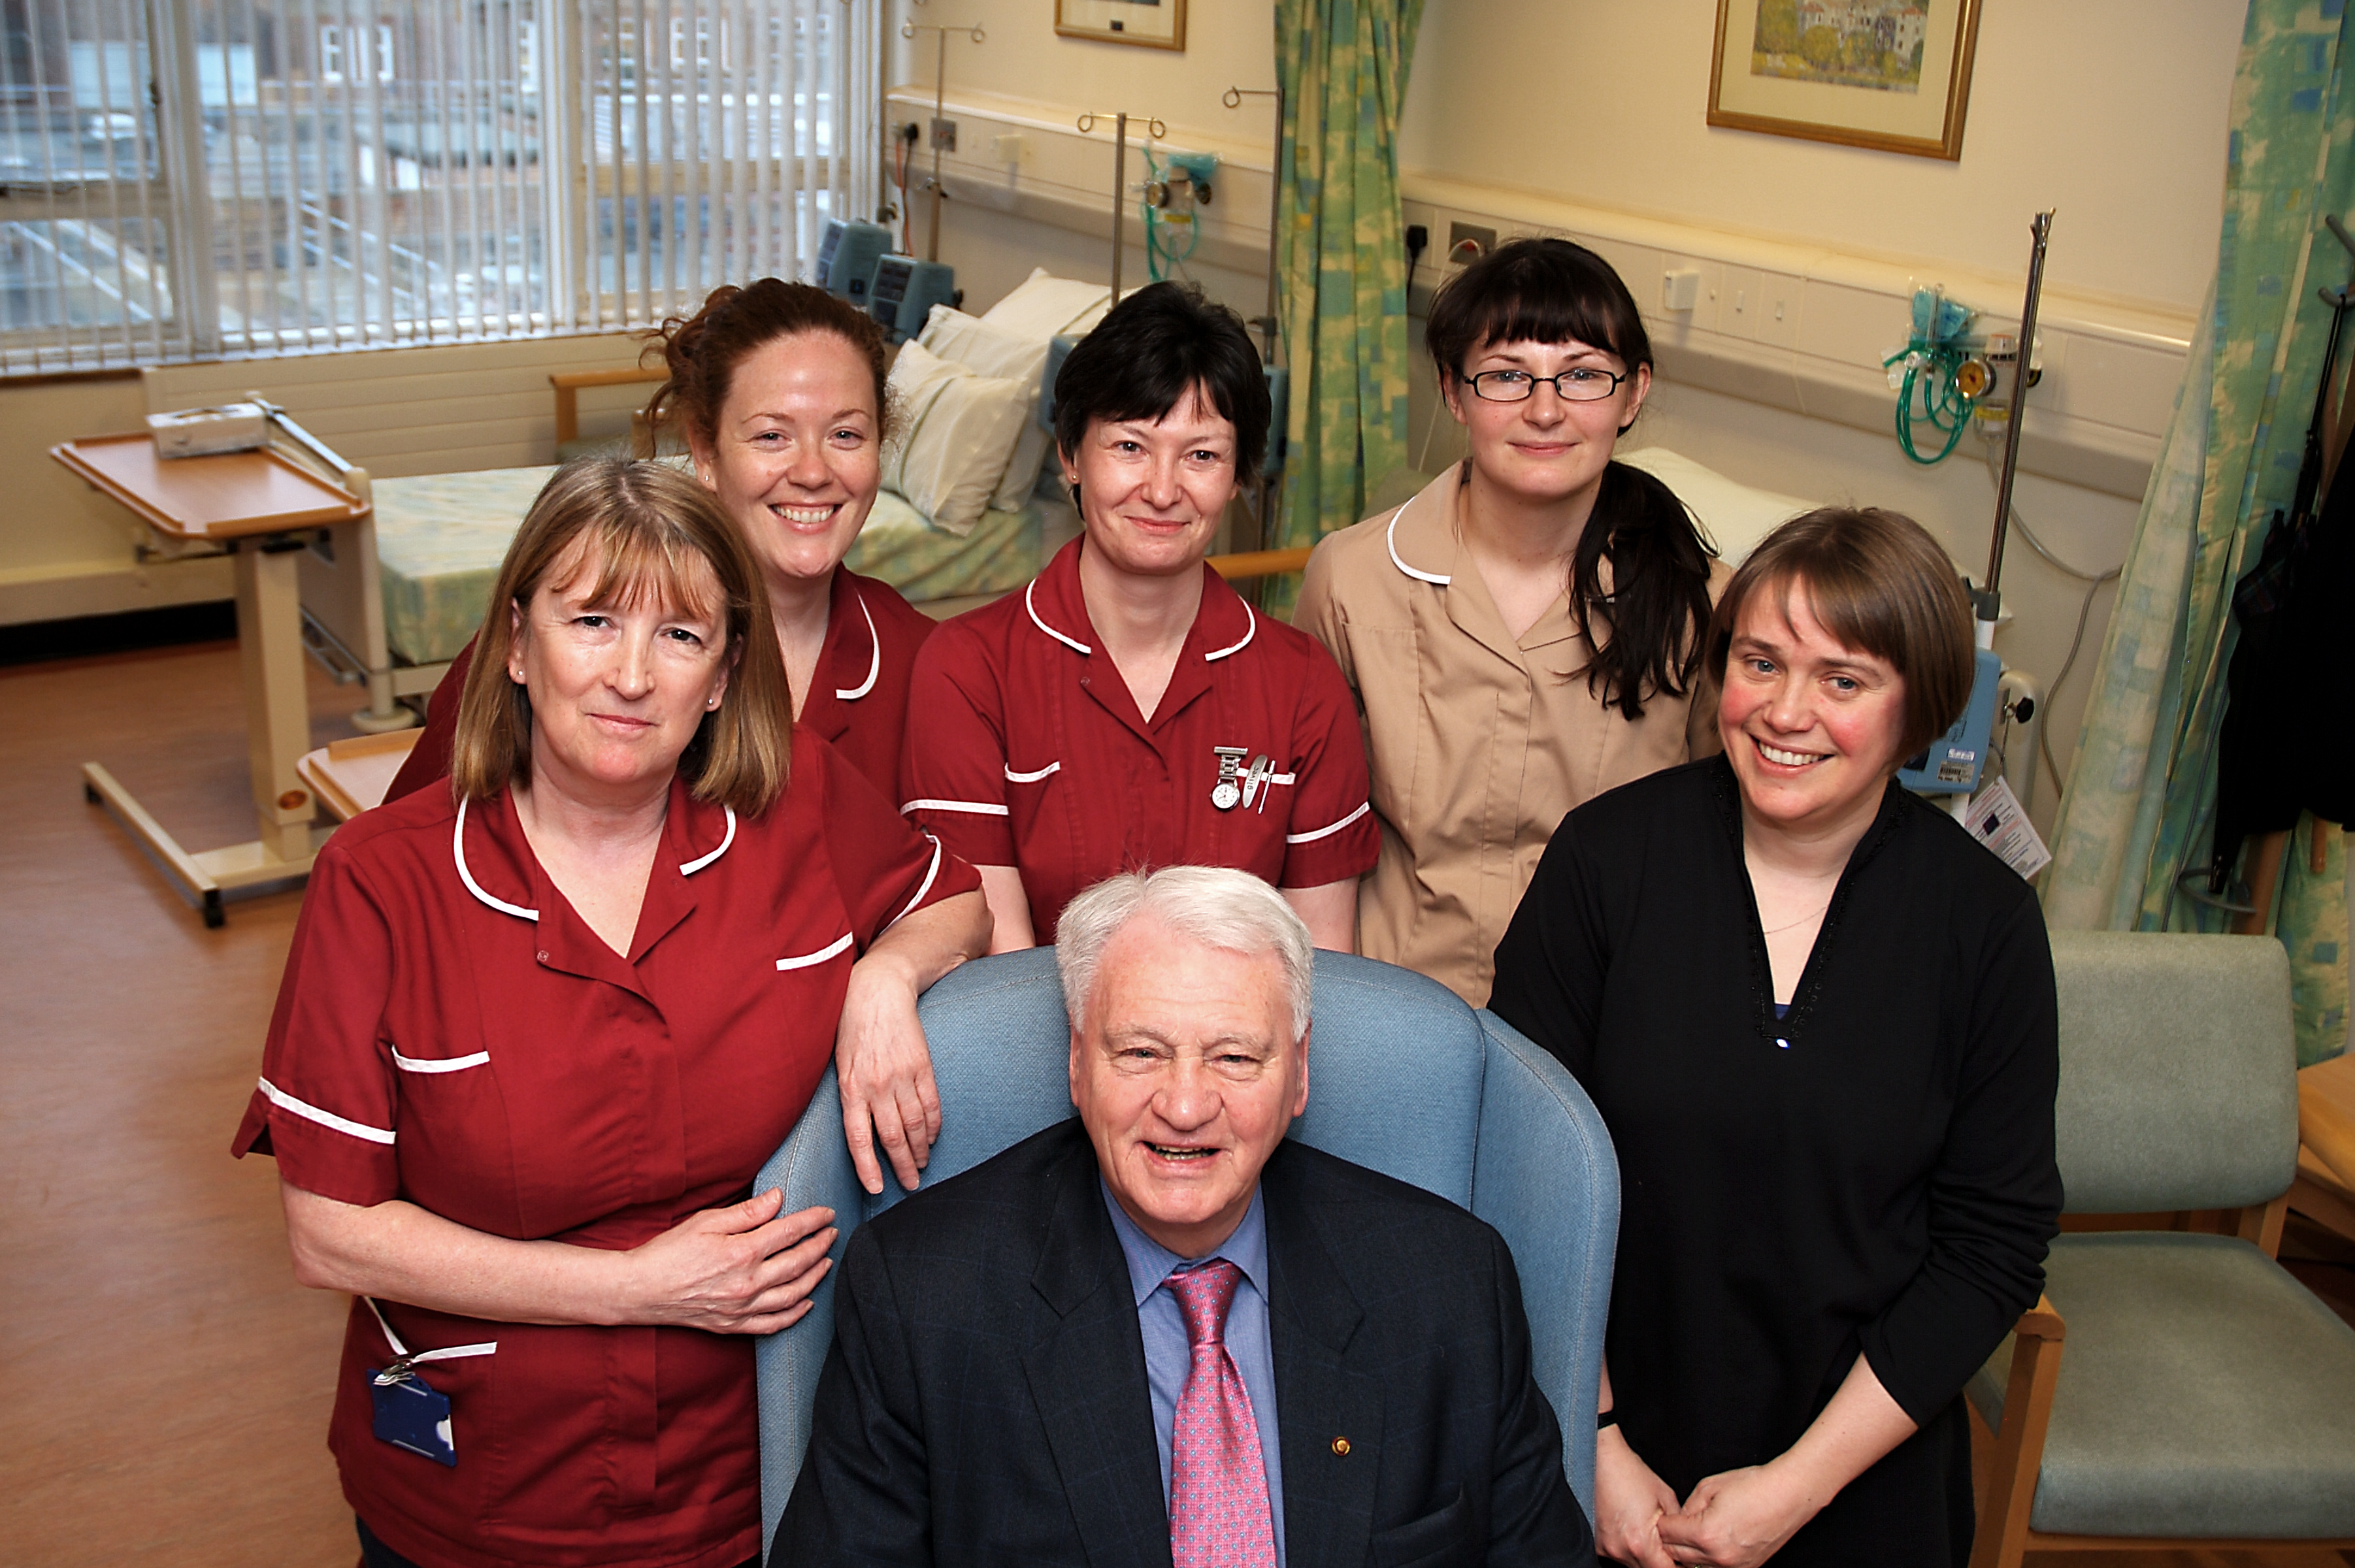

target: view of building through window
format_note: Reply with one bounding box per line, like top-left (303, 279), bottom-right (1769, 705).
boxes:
top-left (0, 1), bottom-right (873, 372)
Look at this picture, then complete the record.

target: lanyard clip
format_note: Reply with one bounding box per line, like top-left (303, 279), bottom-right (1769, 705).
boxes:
top-left (372, 1354), bottom-right (421, 1388)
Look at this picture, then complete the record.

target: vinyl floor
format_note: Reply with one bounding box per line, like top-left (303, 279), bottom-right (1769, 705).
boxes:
top-left (1, 638), bottom-right (2350, 1568)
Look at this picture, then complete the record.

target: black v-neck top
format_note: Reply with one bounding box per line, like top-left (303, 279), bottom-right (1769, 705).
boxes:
top-left (1490, 757), bottom-right (2060, 1551)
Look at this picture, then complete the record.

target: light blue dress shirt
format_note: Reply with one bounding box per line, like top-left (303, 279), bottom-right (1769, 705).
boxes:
top-left (1102, 1180), bottom-right (1287, 1567)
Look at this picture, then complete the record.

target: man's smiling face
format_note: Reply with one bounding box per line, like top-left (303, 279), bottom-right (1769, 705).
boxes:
top-left (1068, 914), bottom-right (1308, 1258)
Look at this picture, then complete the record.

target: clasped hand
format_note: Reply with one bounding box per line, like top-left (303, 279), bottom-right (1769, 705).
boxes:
top-left (1596, 1432), bottom-right (1815, 1568)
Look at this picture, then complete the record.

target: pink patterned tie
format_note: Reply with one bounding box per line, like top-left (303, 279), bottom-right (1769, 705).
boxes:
top-left (1166, 1260), bottom-right (1278, 1568)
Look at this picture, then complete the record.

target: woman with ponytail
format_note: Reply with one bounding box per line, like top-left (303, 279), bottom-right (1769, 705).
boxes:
top-left (387, 278), bottom-right (936, 808)
top-left (1296, 238), bottom-right (1727, 1005)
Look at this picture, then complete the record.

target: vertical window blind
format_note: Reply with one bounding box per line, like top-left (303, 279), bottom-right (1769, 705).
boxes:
top-left (1, 0), bottom-right (880, 374)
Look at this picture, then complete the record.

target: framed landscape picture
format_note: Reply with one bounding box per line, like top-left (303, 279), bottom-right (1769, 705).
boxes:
top-left (1055, 0), bottom-right (1187, 51)
top-left (1708, 0), bottom-right (1981, 160)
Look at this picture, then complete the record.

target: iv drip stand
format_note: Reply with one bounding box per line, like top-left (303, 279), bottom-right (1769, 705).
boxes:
top-left (902, 16), bottom-right (984, 263)
top-left (1223, 84), bottom-right (1284, 564)
top-left (1223, 85), bottom-right (1284, 365)
top-left (1076, 110), bottom-right (1166, 301)
top-left (1981, 210), bottom-right (2054, 619)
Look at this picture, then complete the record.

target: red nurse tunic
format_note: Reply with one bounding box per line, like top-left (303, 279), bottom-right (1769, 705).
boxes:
top-left (232, 732), bottom-right (978, 1568)
top-left (900, 537), bottom-right (1379, 943)
top-left (384, 567), bottom-right (934, 806)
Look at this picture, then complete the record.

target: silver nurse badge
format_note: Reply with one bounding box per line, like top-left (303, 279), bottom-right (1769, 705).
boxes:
top-left (1211, 746), bottom-right (1248, 810)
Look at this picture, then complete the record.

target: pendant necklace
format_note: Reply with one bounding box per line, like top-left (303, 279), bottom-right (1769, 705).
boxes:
top-left (1760, 901), bottom-right (1831, 937)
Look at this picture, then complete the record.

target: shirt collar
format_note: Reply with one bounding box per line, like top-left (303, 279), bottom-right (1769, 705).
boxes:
top-left (1025, 536), bottom-right (1259, 666)
top-left (1101, 1175), bottom-right (1271, 1310)
top-left (452, 772), bottom-right (738, 925)
top-left (822, 568), bottom-right (881, 704)
top-left (1383, 463), bottom-right (1465, 586)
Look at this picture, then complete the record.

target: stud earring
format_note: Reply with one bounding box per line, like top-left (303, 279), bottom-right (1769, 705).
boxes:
top-left (706, 696), bottom-right (721, 710)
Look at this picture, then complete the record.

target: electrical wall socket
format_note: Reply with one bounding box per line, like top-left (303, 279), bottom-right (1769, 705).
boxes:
top-left (1448, 221), bottom-right (1496, 261)
top-left (1663, 269), bottom-right (1702, 312)
top-left (930, 116), bottom-right (957, 153)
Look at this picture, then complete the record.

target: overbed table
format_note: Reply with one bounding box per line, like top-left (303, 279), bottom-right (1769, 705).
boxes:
top-left (52, 427), bottom-right (378, 925)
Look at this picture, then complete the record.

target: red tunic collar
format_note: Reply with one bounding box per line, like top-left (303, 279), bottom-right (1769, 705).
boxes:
top-left (1023, 537), bottom-right (1260, 741)
top-left (1021, 536), bottom-right (1259, 667)
top-left (452, 775), bottom-right (739, 979)
top-left (800, 567), bottom-right (882, 744)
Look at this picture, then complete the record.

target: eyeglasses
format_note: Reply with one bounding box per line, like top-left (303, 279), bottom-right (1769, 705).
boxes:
top-left (1460, 366), bottom-right (1630, 403)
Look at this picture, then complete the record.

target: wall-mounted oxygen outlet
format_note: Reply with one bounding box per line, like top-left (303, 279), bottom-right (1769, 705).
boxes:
top-left (930, 116), bottom-right (957, 153)
top-left (1664, 269), bottom-right (1702, 312)
top-left (1448, 221), bottom-right (1496, 263)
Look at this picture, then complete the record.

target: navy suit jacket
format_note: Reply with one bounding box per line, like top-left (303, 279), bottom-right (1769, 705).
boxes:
top-left (772, 1120), bottom-right (1595, 1567)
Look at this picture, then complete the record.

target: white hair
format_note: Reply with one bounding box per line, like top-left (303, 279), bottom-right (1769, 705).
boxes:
top-left (1055, 867), bottom-right (1314, 1039)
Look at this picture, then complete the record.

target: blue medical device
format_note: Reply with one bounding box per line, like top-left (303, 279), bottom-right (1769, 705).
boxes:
top-left (817, 220), bottom-right (891, 306)
top-left (1897, 646), bottom-right (2003, 796)
top-left (868, 255), bottom-right (960, 344)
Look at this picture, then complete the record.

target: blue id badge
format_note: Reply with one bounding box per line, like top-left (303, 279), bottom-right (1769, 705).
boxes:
top-left (369, 1364), bottom-right (457, 1467)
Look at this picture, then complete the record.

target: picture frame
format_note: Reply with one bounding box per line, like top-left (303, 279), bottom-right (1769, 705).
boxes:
top-left (1055, 0), bottom-right (1186, 51)
top-left (1708, 0), bottom-right (1981, 161)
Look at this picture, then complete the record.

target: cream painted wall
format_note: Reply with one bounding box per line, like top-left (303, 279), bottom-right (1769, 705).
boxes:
top-left (1399, 0), bottom-right (2239, 316)
top-left (889, 0), bottom-right (1277, 149)
top-left (0, 375), bottom-right (237, 625)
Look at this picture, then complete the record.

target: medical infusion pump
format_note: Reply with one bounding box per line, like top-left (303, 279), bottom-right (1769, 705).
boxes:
top-left (869, 256), bottom-right (961, 344)
top-left (817, 220), bottom-right (892, 305)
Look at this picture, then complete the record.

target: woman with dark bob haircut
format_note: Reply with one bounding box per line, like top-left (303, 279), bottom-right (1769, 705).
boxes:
top-left (901, 280), bottom-right (1377, 949)
top-left (1490, 507), bottom-right (2061, 1568)
top-left (235, 458), bottom-right (989, 1568)
top-left (1297, 237), bottom-right (1727, 1005)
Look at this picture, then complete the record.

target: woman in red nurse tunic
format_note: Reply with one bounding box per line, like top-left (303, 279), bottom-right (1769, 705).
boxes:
top-left (232, 459), bottom-right (987, 1568)
top-left (900, 282), bottom-right (1378, 951)
top-left (386, 278), bottom-right (938, 808)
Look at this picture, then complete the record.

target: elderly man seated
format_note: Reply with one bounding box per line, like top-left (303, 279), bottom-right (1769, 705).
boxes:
top-left (772, 865), bottom-right (1596, 1567)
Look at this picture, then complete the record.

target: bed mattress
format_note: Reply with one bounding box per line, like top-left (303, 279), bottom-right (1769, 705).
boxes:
top-left (369, 466), bottom-right (1068, 664)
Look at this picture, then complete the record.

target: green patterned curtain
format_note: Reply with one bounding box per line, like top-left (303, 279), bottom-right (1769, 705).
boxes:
top-left (1267, 0), bottom-right (1425, 616)
top-left (2045, 0), bottom-right (2350, 1065)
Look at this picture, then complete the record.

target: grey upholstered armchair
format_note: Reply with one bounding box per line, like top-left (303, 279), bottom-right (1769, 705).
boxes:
top-left (1969, 930), bottom-right (2355, 1565)
top-left (751, 947), bottom-right (1621, 1556)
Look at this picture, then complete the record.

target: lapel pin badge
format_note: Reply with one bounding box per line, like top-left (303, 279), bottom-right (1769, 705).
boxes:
top-left (1330, 1435), bottom-right (1351, 1456)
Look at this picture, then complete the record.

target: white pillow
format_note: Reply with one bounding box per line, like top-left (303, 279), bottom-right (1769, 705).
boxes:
top-left (881, 338), bottom-right (1032, 538)
top-left (918, 305), bottom-right (1055, 512)
top-left (1615, 446), bottom-right (1818, 566)
top-left (979, 268), bottom-right (1121, 340)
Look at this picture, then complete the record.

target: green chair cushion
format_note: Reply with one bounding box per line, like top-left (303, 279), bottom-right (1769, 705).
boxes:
top-left (1968, 1232), bottom-right (2355, 1539)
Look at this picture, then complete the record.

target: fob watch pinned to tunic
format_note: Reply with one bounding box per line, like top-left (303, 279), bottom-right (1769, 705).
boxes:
top-left (1212, 746), bottom-right (1248, 810)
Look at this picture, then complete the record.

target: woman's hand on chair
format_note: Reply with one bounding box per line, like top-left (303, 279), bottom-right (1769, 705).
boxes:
top-left (619, 1188), bottom-right (837, 1335)
top-left (1593, 1426), bottom-right (1681, 1568)
top-left (835, 945), bottom-right (946, 1195)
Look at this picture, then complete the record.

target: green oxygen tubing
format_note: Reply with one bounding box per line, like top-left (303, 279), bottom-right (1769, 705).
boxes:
top-left (1883, 287), bottom-right (1981, 465)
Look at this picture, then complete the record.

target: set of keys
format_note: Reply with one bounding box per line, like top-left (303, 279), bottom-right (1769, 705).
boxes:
top-left (1211, 747), bottom-right (1277, 813)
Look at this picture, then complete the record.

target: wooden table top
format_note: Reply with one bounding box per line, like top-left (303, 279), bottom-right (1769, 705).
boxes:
top-left (50, 433), bottom-right (367, 541)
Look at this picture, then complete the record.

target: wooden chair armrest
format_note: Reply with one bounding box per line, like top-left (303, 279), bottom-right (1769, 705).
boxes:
top-left (2013, 1294), bottom-right (2064, 1341)
top-left (548, 367), bottom-right (670, 390)
top-left (549, 367), bottom-right (669, 445)
top-left (2301, 1054), bottom-right (2355, 1192)
top-left (1208, 546), bottom-right (1313, 581)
